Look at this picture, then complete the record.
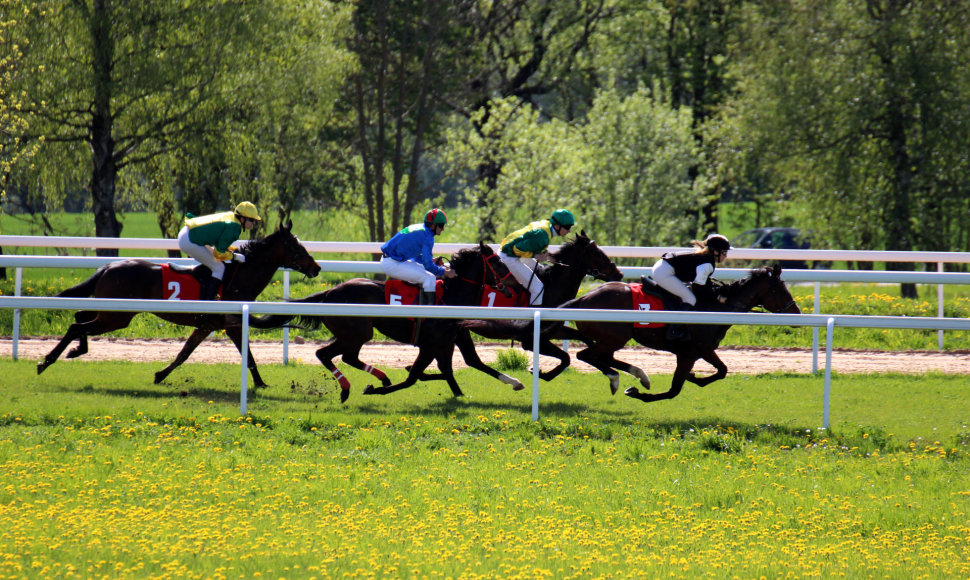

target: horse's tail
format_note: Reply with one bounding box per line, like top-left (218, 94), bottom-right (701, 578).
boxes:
top-left (56, 265), bottom-right (108, 298)
top-left (248, 288), bottom-right (340, 330)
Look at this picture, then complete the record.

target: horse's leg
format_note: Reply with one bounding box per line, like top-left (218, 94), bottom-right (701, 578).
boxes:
top-left (224, 326), bottom-right (267, 388)
top-left (685, 350), bottom-right (728, 387)
top-left (65, 311), bottom-right (97, 359)
top-left (626, 353), bottom-right (695, 402)
top-left (534, 339), bottom-right (571, 382)
top-left (154, 327), bottom-right (210, 384)
top-left (415, 329), bottom-right (524, 391)
top-left (575, 346), bottom-right (623, 396)
top-left (37, 313), bottom-right (134, 375)
top-left (315, 341), bottom-right (354, 403)
top-left (363, 347), bottom-right (441, 396)
top-left (340, 350), bottom-right (392, 388)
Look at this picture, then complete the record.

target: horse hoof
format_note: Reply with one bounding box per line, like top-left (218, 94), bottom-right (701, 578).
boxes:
top-left (65, 349), bottom-right (80, 360)
top-left (362, 385), bottom-right (376, 395)
top-left (624, 387), bottom-right (639, 397)
top-left (340, 389), bottom-right (350, 403)
top-left (36, 362), bottom-right (48, 375)
top-left (153, 373), bottom-right (166, 384)
top-left (512, 383), bottom-right (525, 392)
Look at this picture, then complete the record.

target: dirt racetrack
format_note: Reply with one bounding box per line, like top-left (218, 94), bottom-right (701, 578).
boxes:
top-left (5, 337), bottom-right (969, 375)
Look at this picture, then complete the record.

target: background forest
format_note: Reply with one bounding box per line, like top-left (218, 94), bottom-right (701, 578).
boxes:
top-left (2, 0), bottom-right (970, 265)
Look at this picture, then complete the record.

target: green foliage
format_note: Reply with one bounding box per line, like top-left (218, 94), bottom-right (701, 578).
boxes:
top-left (495, 347), bottom-right (529, 371)
top-left (444, 89), bottom-right (702, 246)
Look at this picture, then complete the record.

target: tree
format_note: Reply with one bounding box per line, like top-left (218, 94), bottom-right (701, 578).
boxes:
top-left (9, 0), bottom-right (275, 255)
top-left (345, 0), bottom-right (478, 243)
top-left (727, 0), bottom-right (970, 292)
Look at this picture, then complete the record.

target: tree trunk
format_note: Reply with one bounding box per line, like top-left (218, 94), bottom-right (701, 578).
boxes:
top-left (90, 0), bottom-right (121, 256)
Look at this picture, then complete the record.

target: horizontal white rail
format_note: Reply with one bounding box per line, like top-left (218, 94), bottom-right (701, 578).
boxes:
top-left (3, 296), bottom-right (969, 426)
top-left (4, 235), bottom-right (970, 263)
top-left (3, 255), bottom-right (970, 285)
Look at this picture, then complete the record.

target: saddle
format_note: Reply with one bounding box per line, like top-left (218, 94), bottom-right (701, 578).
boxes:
top-left (161, 264), bottom-right (215, 300)
top-left (637, 276), bottom-right (686, 310)
top-left (384, 279), bottom-right (443, 306)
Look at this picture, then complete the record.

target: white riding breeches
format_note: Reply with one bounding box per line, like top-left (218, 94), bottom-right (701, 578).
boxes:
top-left (499, 251), bottom-right (544, 306)
top-left (380, 256), bottom-right (437, 292)
top-left (651, 258), bottom-right (696, 306)
top-left (177, 226), bottom-right (225, 280)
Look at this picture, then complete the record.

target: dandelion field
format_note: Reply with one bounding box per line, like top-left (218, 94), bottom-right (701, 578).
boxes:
top-left (1, 360), bottom-right (968, 579)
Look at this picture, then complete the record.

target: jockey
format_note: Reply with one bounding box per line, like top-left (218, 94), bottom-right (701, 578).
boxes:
top-left (650, 233), bottom-right (731, 340)
top-left (177, 201), bottom-right (261, 300)
top-left (379, 208), bottom-right (457, 305)
top-left (499, 208), bottom-right (575, 306)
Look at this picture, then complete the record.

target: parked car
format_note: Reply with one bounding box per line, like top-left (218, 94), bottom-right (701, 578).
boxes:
top-left (733, 227), bottom-right (822, 270)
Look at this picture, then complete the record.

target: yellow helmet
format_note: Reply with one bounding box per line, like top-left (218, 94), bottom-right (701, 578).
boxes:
top-left (234, 201), bottom-right (261, 221)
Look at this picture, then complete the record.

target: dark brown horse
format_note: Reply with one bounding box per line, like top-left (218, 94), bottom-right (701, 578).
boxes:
top-left (37, 221), bottom-right (321, 385)
top-left (557, 265), bottom-right (800, 402)
top-left (417, 231), bottom-right (623, 390)
top-left (250, 243), bottom-right (518, 403)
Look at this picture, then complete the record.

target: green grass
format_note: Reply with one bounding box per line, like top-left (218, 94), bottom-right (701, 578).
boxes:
top-left (0, 359), bottom-right (967, 578)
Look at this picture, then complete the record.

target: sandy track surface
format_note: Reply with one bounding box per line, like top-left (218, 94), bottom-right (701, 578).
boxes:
top-left (5, 337), bottom-right (969, 375)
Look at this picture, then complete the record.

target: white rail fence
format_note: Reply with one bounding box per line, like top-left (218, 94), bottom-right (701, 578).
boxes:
top-left (4, 296), bottom-right (969, 427)
top-left (4, 236), bottom-right (970, 362)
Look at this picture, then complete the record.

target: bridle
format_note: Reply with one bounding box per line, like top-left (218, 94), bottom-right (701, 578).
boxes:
top-left (454, 250), bottom-right (515, 294)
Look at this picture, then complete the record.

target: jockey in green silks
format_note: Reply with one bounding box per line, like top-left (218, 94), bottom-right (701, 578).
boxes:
top-left (498, 208), bottom-right (575, 306)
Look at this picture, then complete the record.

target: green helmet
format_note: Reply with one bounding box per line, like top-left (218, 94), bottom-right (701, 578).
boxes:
top-left (424, 208), bottom-right (448, 226)
top-left (550, 208), bottom-right (575, 228)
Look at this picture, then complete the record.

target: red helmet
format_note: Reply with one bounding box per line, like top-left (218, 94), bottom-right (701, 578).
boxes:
top-left (424, 208), bottom-right (448, 226)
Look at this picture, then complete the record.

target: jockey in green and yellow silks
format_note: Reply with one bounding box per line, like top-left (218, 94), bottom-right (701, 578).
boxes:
top-left (498, 209), bottom-right (575, 306)
top-left (177, 201), bottom-right (261, 300)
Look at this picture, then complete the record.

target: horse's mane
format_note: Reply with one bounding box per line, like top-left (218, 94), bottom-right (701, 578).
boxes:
top-left (449, 246), bottom-right (481, 272)
top-left (237, 227), bottom-right (289, 258)
top-left (550, 234), bottom-right (590, 265)
top-left (713, 266), bottom-right (774, 301)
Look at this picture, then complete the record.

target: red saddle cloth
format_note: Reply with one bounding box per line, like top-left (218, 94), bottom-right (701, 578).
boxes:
top-left (629, 283), bottom-right (665, 328)
top-left (161, 264), bottom-right (203, 301)
top-left (480, 285), bottom-right (528, 307)
top-left (384, 279), bottom-right (444, 305)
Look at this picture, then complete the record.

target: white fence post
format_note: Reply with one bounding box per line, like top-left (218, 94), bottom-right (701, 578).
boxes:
top-left (283, 270), bottom-right (290, 365)
top-left (812, 281), bottom-right (821, 374)
top-left (823, 317), bottom-right (835, 430)
top-left (532, 310), bottom-right (542, 422)
top-left (241, 304), bottom-right (250, 416)
top-left (12, 268), bottom-right (22, 361)
top-left (938, 262), bottom-right (944, 350)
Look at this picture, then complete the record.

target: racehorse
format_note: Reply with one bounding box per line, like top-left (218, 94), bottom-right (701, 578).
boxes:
top-left (557, 265), bottom-right (799, 402)
top-left (36, 220), bottom-right (321, 386)
top-left (417, 231), bottom-right (623, 390)
top-left (249, 243), bottom-right (518, 403)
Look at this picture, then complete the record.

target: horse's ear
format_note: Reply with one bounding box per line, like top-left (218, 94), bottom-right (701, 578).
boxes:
top-left (772, 264), bottom-right (782, 277)
top-left (479, 241), bottom-right (492, 255)
top-left (580, 229), bottom-right (588, 239)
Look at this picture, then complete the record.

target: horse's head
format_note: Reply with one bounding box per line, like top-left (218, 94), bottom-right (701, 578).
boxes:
top-left (551, 230), bottom-right (623, 282)
top-left (751, 265), bottom-right (799, 314)
top-left (250, 220), bottom-right (321, 279)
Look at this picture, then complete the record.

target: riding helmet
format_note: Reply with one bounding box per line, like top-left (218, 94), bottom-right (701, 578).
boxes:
top-left (234, 201), bottom-right (262, 221)
top-left (550, 208), bottom-right (576, 228)
top-left (704, 233), bottom-right (731, 252)
top-left (424, 208), bottom-right (448, 226)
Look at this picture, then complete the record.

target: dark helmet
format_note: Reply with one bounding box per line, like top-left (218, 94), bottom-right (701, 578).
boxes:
top-left (550, 208), bottom-right (575, 228)
top-left (424, 208), bottom-right (448, 227)
top-left (704, 233), bottom-right (731, 252)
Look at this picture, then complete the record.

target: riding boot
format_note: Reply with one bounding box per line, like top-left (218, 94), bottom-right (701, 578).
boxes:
top-left (411, 290), bottom-right (435, 344)
top-left (666, 303), bottom-right (693, 342)
top-left (199, 276), bottom-right (222, 301)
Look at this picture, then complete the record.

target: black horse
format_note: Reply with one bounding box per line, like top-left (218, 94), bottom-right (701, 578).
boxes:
top-left (558, 265), bottom-right (800, 402)
top-left (250, 243), bottom-right (518, 403)
top-left (417, 231), bottom-right (623, 390)
top-left (37, 221), bottom-right (321, 386)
